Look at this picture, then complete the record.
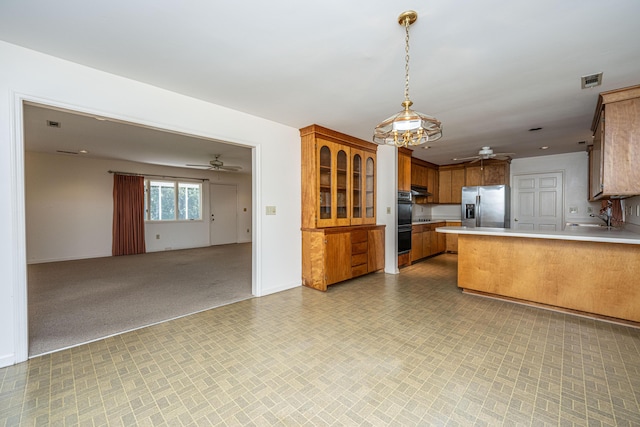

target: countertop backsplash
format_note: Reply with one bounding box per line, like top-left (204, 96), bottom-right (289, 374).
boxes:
top-left (413, 203), bottom-right (461, 222)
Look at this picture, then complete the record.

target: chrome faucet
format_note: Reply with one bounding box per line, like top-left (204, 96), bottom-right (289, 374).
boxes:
top-left (590, 201), bottom-right (612, 227)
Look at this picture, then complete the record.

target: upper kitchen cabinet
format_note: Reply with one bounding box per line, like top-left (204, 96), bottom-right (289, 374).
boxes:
top-left (411, 157), bottom-right (439, 203)
top-left (439, 165), bottom-right (465, 204)
top-left (300, 125), bottom-right (378, 228)
top-left (588, 84), bottom-right (640, 200)
top-left (397, 147), bottom-right (412, 192)
top-left (464, 159), bottom-right (510, 187)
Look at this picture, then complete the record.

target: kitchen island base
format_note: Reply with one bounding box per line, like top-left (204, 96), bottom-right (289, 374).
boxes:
top-left (458, 234), bottom-right (640, 324)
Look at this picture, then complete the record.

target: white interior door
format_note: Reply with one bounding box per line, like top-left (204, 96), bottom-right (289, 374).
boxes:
top-left (210, 183), bottom-right (238, 245)
top-left (513, 172), bottom-right (563, 231)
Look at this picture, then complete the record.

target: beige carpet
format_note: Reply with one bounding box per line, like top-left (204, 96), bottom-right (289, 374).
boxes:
top-left (28, 243), bottom-right (252, 356)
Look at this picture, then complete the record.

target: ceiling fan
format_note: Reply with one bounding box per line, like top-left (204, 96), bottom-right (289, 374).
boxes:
top-left (186, 154), bottom-right (242, 172)
top-left (453, 146), bottom-right (515, 163)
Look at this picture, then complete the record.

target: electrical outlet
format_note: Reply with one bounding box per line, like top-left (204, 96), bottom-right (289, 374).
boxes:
top-left (265, 206), bottom-right (276, 215)
top-left (586, 206), bottom-right (593, 214)
top-left (387, 207), bottom-right (391, 214)
top-left (156, 234), bottom-right (160, 239)
top-left (569, 206), bottom-right (578, 214)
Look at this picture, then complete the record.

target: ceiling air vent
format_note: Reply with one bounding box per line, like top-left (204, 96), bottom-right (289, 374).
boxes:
top-left (581, 72), bottom-right (603, 89)
top-left (46, 120), bottom-right (61, 128)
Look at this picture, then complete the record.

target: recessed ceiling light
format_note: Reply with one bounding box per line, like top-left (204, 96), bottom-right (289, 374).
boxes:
top-left (539, 146), bottom-right (549, 150)
top-left (422, 145), bottom-right (431, 150)
top-left (528, 127), bottom-right (542, 132)
top-left (79, 149), bottom-right (89, 154)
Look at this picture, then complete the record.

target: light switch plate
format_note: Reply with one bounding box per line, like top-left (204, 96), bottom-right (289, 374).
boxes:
top-left (569, 206), bottom-right (578, 214)
top-left (265, 206), bottom-right (276, 215)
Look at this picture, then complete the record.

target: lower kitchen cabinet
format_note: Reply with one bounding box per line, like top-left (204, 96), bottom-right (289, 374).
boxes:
top-left (302, 225), bottom-right (385, 291)
top-left (411, 222), bottom-right (446, 263)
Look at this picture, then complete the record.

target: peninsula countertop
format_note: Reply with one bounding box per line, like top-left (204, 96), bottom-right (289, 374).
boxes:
top-left (436, 225), bottom-right (640, 245)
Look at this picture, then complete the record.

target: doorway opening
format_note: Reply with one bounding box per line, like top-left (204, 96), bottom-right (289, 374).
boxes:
top-left (22, 101), bottom-right (255, 357)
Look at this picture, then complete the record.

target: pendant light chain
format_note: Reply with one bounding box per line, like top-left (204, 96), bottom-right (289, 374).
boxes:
top-left (404, 17), bottom-right (411, 103)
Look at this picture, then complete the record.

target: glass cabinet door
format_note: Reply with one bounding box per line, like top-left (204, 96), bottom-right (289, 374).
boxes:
top-left (336, 149), bottom-right (348, 219)
top-left (319, 145), bottom-right (332, 220)
top-left (365, 155), bottom-right (375, 221)
top-left (352, 153), bottom-right (362, 220)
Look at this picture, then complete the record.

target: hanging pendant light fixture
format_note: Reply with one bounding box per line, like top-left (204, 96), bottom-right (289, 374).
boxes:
top-left (373, 10), bottom-right (443, 147)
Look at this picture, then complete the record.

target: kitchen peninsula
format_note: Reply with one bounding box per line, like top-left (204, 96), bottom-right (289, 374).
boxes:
top-left (437, 226), bottom-right (640, 324)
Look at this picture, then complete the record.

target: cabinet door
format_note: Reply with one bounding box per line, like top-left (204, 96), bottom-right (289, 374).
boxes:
top-left (439, 169), bottom-right (452, 203)
top-left (422, 231), bottom-right (431, 257)
top-left (325, 232), bottom-right (352, 285)
top-left (398, 152), bottom-right (411, 191)
top-left (317, 141), bottom-right (351, 227)
top-left (411, 227), bottom-right (423, 261)
top-left (451, 168), bottom-right (465, 204)
top-left (465, 165), bottom-right (482, 187)
top-left (367, 228), bottom-right (385, 272)
top-left (483, 164), bottom-right (507, 186)
top-left (364, 153), bottom-right (376, 224)
top-left (427, 168), bottom-right (438, 203)
top-left (351, 149), bottom-right (364, 225)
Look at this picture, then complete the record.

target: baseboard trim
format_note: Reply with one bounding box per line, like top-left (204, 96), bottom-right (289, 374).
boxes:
top-left (462, 288), bottom-right (640, 329)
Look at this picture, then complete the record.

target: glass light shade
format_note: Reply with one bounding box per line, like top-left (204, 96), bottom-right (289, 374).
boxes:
top-left (373, 103), bottom-right (443, 147)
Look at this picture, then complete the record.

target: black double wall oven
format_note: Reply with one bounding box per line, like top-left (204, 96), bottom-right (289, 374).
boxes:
top-left (397, 191), bottom-right (412, 254)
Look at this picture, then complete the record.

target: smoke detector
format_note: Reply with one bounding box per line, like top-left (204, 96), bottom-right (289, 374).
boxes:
top-left (581, 72), bottom-right (603, 89)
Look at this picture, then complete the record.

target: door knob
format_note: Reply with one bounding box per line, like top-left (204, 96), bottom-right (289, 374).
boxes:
top-left (514, 218), bottom-right (518, 222)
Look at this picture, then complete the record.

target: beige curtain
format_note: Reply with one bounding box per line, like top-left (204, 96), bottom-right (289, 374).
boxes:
top-left (112, 174), bottom-right (146, 256)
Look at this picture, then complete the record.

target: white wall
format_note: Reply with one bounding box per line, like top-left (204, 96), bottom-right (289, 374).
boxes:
top-left (25, 152), bottom-right (252, 263)
top-left (0, 41), bottom-right (302, 367)
top-left (510, 152), bottom-right (601, 225)
top-left (376, 145), bottom-right (398, 274)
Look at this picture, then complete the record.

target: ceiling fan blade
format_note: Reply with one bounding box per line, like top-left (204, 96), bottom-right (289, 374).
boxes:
top-left (217, 165), bottom-right (242, 171)
top-left (452, 155), bottom-right (480, 161)
top-left (186, 164), bottom-right (213, 168)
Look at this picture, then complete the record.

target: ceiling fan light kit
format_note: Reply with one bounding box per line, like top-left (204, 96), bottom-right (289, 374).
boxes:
top-left (373, 10), bottom-right (443, 148)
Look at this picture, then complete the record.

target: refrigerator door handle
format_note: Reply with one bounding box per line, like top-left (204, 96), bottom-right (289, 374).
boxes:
top-left (476, 194), bottom-right (481, 227)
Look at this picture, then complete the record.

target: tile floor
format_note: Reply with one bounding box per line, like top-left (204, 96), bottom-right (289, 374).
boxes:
top-left (1, 254), bottom-right (639, 426)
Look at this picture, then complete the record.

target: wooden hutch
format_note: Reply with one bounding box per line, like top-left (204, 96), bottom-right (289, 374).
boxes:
top-left (300, 125), bottom-right (385, 291)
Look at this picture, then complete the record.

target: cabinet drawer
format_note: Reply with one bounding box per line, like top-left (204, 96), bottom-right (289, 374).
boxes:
top-left (352, 242), bottom-right (368, 255)
top-left (352, 253), bottom-right (368, 267)
top-left (352, 263), bottom-right (368, 277)
top-left (351, 230), bottom-right (368, 243)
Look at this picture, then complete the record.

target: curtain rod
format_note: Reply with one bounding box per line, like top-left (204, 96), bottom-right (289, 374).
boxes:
top-left (108, 170), bottom-right (209, 182)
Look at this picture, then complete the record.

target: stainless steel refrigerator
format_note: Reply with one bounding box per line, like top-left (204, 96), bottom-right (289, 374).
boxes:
top-left (461, 185), bottom-right (510, 228)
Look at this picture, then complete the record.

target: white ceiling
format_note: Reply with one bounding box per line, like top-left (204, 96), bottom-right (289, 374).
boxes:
top-left (2, 1), bottom-right (640, 167)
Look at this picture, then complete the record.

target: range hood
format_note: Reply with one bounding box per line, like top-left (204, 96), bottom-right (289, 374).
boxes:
top-left (410, 185), bottom-right (432, 197)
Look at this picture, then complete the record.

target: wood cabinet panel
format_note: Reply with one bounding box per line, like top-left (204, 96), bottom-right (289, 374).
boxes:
top-left (438, 169), bottom-right (452, 203)
top-left (445, 221), bottom-right (461, 252)
top-left (398, 148), bottom-right (412, 192)
top-left (367, 228), bottom-right (385, 272)
top-left (325, 232), bottom-right (352, 285)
